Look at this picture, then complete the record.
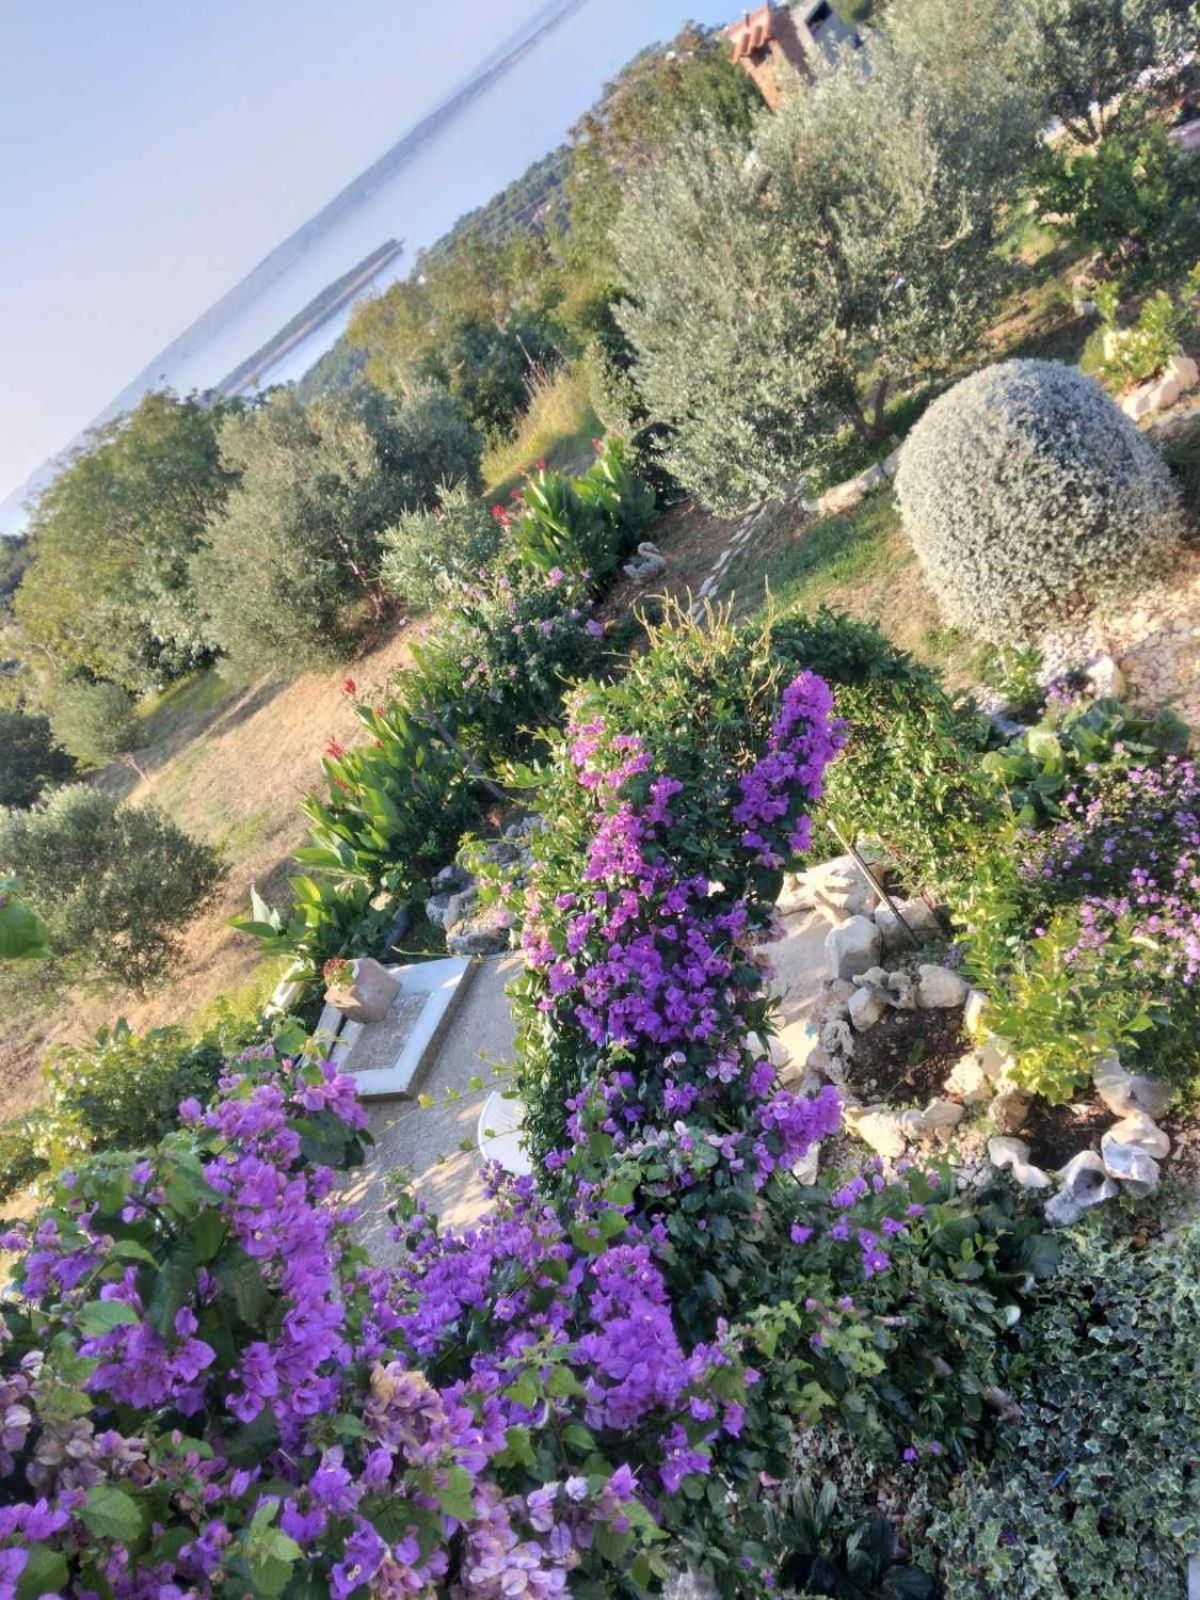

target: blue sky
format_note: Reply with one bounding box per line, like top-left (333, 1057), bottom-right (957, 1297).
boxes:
top-left (0, 0), bottom-right (727, 499)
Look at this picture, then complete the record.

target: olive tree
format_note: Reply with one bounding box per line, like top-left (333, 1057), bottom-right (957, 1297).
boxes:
top-left (0, 787), bottom-right (223, 993)
top-left (0, 711), bottom-right (74, 808)
top-left (195, 383), bottom-right (481, 677)
top-left (1025, 0), bottom-right (1199, 145)
top-left (50, 680), bottom-right (143, 772)
top-left (614, 0), bottom-right (1040, 510)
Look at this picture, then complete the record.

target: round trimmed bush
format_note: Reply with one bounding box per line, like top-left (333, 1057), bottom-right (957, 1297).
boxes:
top-left (894, 359), bottom-right (1183, 639)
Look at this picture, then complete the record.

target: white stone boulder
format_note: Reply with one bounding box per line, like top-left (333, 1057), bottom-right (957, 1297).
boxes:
top-left (875, 897), bottom-right (942, 953)
top-left (1120, 353), bottom-right (1200, 421)
top-left (988, 1135), bottom-right (1052, 1190)
top-left (846, 1105), bottom-right (907, 1160)
top-left (990, 1089), bottom-right (1032, 1134)
top-left (1081, 654), bottom-right (1126, 701)
top-left (848, 985), bottom-right (887, 1031)
top-left (1092, 1055), bottom-right (1173, 1121)
top-left (1102, 1110), bottom-right (1170, 1162)
top-left (945, 1050), bottom-right (993, 1106)
top-left (963, 989), bottom-right (989, 1035)
top-left (916, 964), bottom-right (969, 1008)
top-left (826, 915), bottom-right (882, 981)
top-left (898, 1098), bottom-right (965, 1144)
top-left (1046, 1150), bottom-right (1119, 1227)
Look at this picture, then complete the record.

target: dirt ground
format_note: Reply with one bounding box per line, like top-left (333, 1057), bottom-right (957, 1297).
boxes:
top-left (0, 617), bottom-right (421, 1120)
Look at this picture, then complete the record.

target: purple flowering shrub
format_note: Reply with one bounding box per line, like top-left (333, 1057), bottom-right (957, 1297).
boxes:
top-left (967, 752), bottom-right (1200, 1100)
top-left (0, 1048), bottom-right (760, 1598)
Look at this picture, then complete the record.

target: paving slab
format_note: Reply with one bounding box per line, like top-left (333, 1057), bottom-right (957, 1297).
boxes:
top-left (340, 953), bottom-right (521, 1260)
top-left (759, 908), bottom-right (830, 1064)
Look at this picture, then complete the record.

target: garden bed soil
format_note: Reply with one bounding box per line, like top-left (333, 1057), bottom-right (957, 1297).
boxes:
top-left (1022, 1096), bottom-right (1111, 1172)
top-left (844, 1007), bottom-right (967, 1105)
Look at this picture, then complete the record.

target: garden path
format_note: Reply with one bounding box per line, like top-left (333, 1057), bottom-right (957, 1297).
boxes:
top-left (341, 912), bottom-right (832, 1256)
top-left (340, 953), bottom-right (521, 1259)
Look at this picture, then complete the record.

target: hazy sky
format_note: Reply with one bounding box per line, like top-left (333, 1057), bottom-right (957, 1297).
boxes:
top-left (0, 0), bottom-right (726, 499)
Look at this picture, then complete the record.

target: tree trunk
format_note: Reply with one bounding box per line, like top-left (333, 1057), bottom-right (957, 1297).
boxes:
top-left (845, 380), bottom-right (891, 443)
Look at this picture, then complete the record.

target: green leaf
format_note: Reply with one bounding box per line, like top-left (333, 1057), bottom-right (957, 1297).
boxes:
top-left (216, 1249), bottom-right (273, 1326)
top-left (436, 1465), bottom-right (476, 1523)
top-left (76, 1299), bottom-right (141, 1336)
top-left (16, 1546), bottom-right (69, 1600)
top-left (81, 1483), bottom-right (146, 1543)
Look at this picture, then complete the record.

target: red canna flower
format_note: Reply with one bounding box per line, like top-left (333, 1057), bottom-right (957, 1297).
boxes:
top-left (325, 738), bottom-right (345, 759)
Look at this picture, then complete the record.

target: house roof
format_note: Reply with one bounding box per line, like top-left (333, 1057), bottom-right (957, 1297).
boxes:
top-left (726, 4), bottom-right (776, 61)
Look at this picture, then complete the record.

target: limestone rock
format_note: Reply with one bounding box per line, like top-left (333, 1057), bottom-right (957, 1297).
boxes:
top-left (446, 906), bottom-right (512, 958)
top-left (798, 854), bottom-right (880, 921)
top-left (1100, 1139), bottom-right (1161, 1195)
top-left (1046, 1150), bottom-right (1119, 1227)
top-left (1082, 653), bottom-right (1126, 701)
top-left (792, 1144), bottom-right (821, 1184)
top-left (990, 1089), bottom-right (1031, 1134)
top-left (988, 1135), bottom-right (1051, 1190)
top-left (1092, 1054), bottom-right (1173, 1120)
top-left (431, 862), bottom-right (471, 896)
top-left (898, 1098), bottom-right (965, 1144)
top-left (324, 957), bottom-right (399, 1025)
top-left (945, 1051), bottom-right (993, 1106)
top-left (848, 985), bottom-right (887, 1031)
top-left (876, 897), bottom-right (942, 953)
top-left (885, 969), bottom-right (918, 1010)
top-left (855, 965), bottom-right (890, 989)
top-left (826, 915), bottom-right (882, 981)
top-left (425, 893), bottom-right (455, 929)
top-left (444, 889), bottom-right (478, 932)
top-left (916, 964), bottom-right (969, 1009)
top-left (963, 989), bottom-right (989, 1034)
top-left (847, 1106), bottom-right (907, 1160)
top-left (1102, 1110), bottom-right (1170, 1162)
top-left (820, 1016), bottom-right (856, 1060)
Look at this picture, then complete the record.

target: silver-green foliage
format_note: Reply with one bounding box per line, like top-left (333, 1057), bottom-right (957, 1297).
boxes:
top-left (613, 0), bottom-right (1039, 512)
top-left (379, 482), bottom-right (500, 610)
top-left (895, 359), bottom-right (1182, 637)
top-left (0, 787), bottom-right (223, 993)
top-left (50, 680), bottom-right (141, 768)
top-left (929, 1223), bottom-right (1200, 1599)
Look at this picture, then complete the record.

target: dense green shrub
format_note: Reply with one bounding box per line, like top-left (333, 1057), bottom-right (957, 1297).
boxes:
top-left (771, 610), bottom-right (1001, 902)
top-left (1081, 275), bottom-right (1199, 392)
top-left (0, 787), bottom-right (224, 992)
top-left (407, 563), bottom-right (609, 761)
top-left (232, 875), bottom-right (401, 988)
top-left (0, 710), bottom-right (74, 807)
top-left (895, 359), bottom-right (1184, 639)
top-left (980, 691), bottom-right (1190, 826)
top-left (38, 1017), bottom-right (254, 1166)
top-left (1035, 125), bottom-right (1200, 274)
top-left (0, 1114), bottom-right (49, 1202)
top-left (13, 391), bottom-right (230, 692)
top-left (197, 383), bottom-right (481, 676)
top-left (614, 1), bottom-right (1037, 510)
top-left (416, 313), bottom-right (563, 439)
top-left (1027, 0), bottom-right (1197, 146)
top-left (378, 480), bottom-right (501, 609)
top-left (929, 1223), bottom-right (1200, 1599)
top-left (0, 1012), bottom-right (269, 1203)
top-left (50, 679), bottom-right (141, 768)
